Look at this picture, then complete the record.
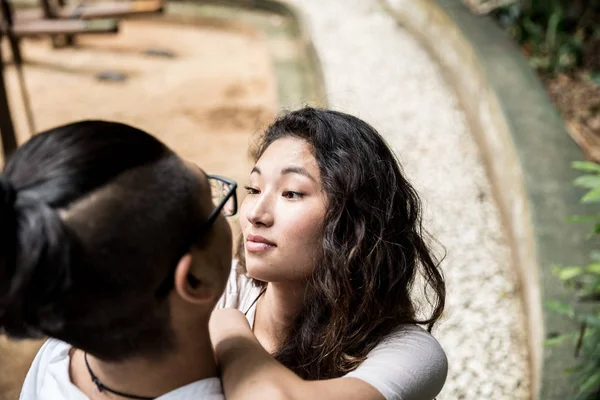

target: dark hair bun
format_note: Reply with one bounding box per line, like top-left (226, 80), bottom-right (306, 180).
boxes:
top-left (0, 180), bottom-right (73, 338)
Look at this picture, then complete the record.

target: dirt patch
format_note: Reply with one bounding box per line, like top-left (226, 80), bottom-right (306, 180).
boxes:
top-left (537, 35), bottom-right (600, 162)
top-left (3, 18), bottom-right (277, 178)
top-left (1, 16), bottom-right (277, 399)
top-left (542, 71), bottom-right (600, 162)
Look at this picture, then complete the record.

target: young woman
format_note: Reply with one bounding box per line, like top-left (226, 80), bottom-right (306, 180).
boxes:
top-left (0, 120), bottom-right (237, 400)
top-left (213, 107), bottom-right (448, 400)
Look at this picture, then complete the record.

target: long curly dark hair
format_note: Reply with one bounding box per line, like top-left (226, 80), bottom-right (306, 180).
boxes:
top-left (240, 107), bottom-right (446, 380)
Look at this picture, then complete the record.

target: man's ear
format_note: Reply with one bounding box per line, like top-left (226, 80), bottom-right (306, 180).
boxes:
top-left (174, 253), bottom-right (214, 304)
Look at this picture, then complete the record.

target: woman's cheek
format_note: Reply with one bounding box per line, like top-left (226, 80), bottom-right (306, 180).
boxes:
top-left (285, 212), bottom-right (324, 253)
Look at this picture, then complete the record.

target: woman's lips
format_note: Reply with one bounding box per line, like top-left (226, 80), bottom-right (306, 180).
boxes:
top-left (246, 234), bottom-right (276, 253)
top-left (246, 241), bottom-right (276, 252)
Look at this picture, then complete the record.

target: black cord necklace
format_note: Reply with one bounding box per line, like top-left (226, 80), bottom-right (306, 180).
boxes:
top-left (244, 288), bottom-right (266, 316)
top-left (82, 289), bottom-right (266, 400)
top-left (84, 353), bottom-right (155, 400)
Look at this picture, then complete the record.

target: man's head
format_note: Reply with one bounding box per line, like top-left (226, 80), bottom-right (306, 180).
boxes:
top-left (0, 120), bottom-right (234, 361)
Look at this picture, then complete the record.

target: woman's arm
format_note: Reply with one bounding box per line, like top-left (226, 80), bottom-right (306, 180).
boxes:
top-left (209, 309), bottom-right (384, 400)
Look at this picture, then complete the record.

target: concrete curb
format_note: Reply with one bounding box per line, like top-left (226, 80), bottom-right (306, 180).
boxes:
top-left (382, 0), bottom-right (589, 398)
top-left (169, 0), bottom-right (327, 109)
top-left (258, 0), bottom-right (327, 103)
top-left (251, 0), bottom-right (328, 108)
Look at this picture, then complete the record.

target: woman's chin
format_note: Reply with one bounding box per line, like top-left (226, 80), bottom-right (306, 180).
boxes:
top-left (245, 261), bottom-right (280, 283)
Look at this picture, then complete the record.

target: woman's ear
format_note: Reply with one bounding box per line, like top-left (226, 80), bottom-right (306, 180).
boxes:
top-left (174, 253), bottom-right (214, 304)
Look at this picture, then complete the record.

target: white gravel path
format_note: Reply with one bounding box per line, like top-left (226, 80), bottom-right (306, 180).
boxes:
top-left (285, 0), bottom-right (530, 398)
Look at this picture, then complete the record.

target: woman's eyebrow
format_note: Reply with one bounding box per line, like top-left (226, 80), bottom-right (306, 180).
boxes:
top-left (251, 165), bottom-right (316, 182)
top-left (281, 166), bottom-right (316, 182)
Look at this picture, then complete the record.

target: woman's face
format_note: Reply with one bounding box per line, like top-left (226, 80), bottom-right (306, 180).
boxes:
top-left (240, 137), bottom-right (327, 283)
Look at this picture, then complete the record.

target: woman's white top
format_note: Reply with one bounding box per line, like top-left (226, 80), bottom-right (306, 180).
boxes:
top-left (216, 262), bottom-right (448, 400)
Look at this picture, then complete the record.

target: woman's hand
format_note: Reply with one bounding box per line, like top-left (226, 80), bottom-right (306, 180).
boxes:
top-left (209, 308), bottom-right (291, 399)
top-left (209, 308), bottom-right (253, 351)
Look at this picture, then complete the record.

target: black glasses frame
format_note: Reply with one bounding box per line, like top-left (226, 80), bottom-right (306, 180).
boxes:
top-left (205, 174), bottom-right (238, 227)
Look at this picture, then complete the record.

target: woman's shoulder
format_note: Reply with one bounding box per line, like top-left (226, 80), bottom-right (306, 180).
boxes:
top-left (345, 325), bottom-right (447, 400)
top-left (377, 324), bottom-right (445, 354)
top-left (216, 260), bottom-right (261, 311)
top-left (366, 324), bottom-right (447, 371)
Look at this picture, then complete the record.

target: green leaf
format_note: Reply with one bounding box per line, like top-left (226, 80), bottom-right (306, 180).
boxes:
top-left (582, 187), bottom-right (600, 203)
top-left (566, 364), bottom-right (583, 375)
top-left (544, 332), bottom-right (575, 346)
top-left (529, 55), bottom-right (549, 70)
top-left (590, 71), bottom-right (600, 86)
top-left (523, 17), bottom-right (544, 40)
top-left (579, 371), bottom-right (600, 394)
top-left (578, 278), bottom-right (600, 299)
top-left (574, 175), bottom-right (600, 189)
top-left (545, 300), bottom-right (575, 317)
top-left (590, 251), bottom-right (600, 262)
top-left (546, 11), bottom-right (562, 50)
top-left (590, 250), bottom-right (600, 262)
top-left (567, 215), bottom-right (600, 223)
top-left (579, 355), bottom-right (600, 374)
top-left (573, 161), bottom-right (600, 173)
top-left (587, 264), bottom-right (600, 274)
top-left (581, 315), bottom-right (600, 328)
top-left (557, 266), bottom-right (584, 280)
top-left (557, 51), bottom-right (577, 72)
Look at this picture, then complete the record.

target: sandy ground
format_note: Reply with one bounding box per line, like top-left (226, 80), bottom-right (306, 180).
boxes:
top-left (1, 17), bottom-right (277, 399)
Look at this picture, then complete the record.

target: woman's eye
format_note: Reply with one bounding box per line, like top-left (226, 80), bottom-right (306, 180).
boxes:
top-left (282, 191), bottom-right (304, 199)
top-left (244, 186), bottom-right (259, 195)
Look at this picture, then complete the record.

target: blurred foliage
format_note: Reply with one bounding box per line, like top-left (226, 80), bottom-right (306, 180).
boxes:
top-left (546, 161), bottom-right (600, 399)
top-left (492, 0), bottom-right (600, 74)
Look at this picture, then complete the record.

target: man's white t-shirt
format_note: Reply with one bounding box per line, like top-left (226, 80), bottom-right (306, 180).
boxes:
top-left (216, 262), bottom-right (448, 400)
top-left (19, 339), bottom-right (224, 400)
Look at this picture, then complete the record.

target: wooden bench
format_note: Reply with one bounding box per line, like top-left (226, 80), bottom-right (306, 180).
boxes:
top-left (5, 17), bottom-right (118, 36)
top-left (15, 0), bottom-right (163, 21)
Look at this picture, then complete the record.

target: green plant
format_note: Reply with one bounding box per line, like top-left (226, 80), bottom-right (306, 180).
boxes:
top-left (493, 0), bottom-right (600, 74)
top-left (547, 161), bottom-right (600, 399)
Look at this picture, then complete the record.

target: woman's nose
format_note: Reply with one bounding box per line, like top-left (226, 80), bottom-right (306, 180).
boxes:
top-left (245, 194), bottom-right (274, 227)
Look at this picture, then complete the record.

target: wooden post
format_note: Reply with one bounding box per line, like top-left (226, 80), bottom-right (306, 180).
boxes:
top-left (55, 0), bottom-right (75, 45)
top-left (0, 38), bottom-right (18, 159)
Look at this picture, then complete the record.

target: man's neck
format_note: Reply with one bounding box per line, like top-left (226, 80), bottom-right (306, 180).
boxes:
top-left (70, 327), bottom-right (217, 399)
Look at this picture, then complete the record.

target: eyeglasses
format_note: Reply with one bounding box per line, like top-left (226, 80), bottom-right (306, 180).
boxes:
top-left (154, 174), bottom-right (237, 298)
top-left (205, 174), bottom-right (238, 227)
